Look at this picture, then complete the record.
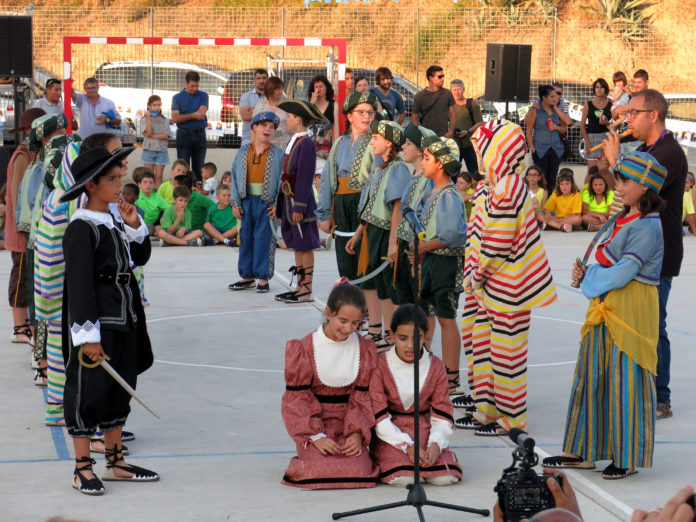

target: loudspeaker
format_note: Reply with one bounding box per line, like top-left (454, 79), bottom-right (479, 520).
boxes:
top-left (0, 16), bottom-right (33, 77)
top-left (484, 43), bottom-right (531, 103)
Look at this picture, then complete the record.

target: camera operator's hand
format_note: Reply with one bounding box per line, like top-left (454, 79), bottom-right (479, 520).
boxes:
top-left (631, 485), bottom-right (695, 522)
top-left (423, 443), bottom-right (441, 468)
top-left (493, 501), bottom-right (505, 522)
top-left (544, 470), bottom-right (582, 520)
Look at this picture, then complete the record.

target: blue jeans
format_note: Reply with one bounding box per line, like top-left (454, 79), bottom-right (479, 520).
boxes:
top-left (175, 129), bottom-right (207, 182)
top-left (656, 277), bottom-right (672, 404)
top-left (460, 145), bottom-right (478, 173)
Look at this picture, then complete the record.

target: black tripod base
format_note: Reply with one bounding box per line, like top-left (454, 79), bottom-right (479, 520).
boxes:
top-left (332, 483), bottom-right (490, 521)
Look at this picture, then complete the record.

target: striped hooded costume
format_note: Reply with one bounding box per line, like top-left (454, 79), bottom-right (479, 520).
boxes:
top-left (462, 120), bottom-right (556, 431)
top-left (34, 140), bottom-right (83, 423)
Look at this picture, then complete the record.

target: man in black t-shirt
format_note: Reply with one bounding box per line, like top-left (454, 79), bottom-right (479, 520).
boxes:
top-left (604, 89), bottom-right (687, 419)
top-left (411, 65), bottom-right (455, 138)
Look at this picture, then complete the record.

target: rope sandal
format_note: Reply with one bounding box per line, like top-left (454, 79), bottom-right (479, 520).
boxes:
top-left (541, 455), bottom-right (595, 470)
top-left (365, 324), bottom-right (392, 353)
top-left (34, 366), bottom-right (47, 387)
top-left (275, 266), bottom-right (301, 301)
top-left (73, 456), bottom-right (104, 496)
top-left (454, 414), bottom-right (481, 430)
top-left (102, 444), bottom-right (159, 482)
top-left (11, 320), bottom-right (33, 346)
top-left (284, 266), bottom-right (314, 303)
top-left (601, 463), bottom-right (638, 480)
top-left (474, 422), bottom-right (509, 437)
top-left (447, 369), bottom-right (461, 395)
top-left (451, 394), bottom-right (474, 409)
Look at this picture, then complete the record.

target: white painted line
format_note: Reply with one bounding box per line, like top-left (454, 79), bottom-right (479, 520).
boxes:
top-left (269, 38), bottom-right (287, 46)
top-left (199, 38), bottom-right (215, 46)
top-left (527, 360), bottom-right (576, 368)
top-left (155, 359), bottom-right (282, 373)
top-left (338, 63), bottom-right (346, 81)
top-left (234, 38), bottom-right (251, 46)
top-left (63, 62), bottom-right (71, 80)
top-left (90, 37), bottom-right (107, 44)
top-left (273, 272), bottom-right (327, 313)
top-left (146, 307), bottom-right (311, 323)
top-left (162, 38), bottom-right (179, 45)
top-left (304, 38), bottom-right (322, 46)
top-left (126, 37), bottom-right (144, 44)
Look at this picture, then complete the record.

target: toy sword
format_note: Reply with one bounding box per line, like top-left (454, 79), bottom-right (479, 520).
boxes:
top-left (78, 346), bottom-right (160, 419)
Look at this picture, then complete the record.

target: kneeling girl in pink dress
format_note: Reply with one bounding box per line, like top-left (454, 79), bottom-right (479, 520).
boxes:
top-left (370, 304), bottom-right (462, 486)
top-left (281, 282), bottom-right (379, 489)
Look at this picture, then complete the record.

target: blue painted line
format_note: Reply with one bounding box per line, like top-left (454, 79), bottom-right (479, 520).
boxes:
top-left (555, 283), bottom-right (583, 295)
top-left (41, 388), bottom-right (70, 460)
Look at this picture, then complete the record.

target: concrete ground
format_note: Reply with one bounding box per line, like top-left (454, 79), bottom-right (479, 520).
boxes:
top-left (1, 229), bottom-right (694, 522)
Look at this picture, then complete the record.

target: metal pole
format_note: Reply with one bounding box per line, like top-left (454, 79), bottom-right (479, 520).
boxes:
top-left (552, 8), bottom-right (557, 83)
top-left (281, 7), bottom-right (285, 80)
top-left (415, 7), bottom-right (420, 90)
top-left (150, 7), bottom-right (154, 92)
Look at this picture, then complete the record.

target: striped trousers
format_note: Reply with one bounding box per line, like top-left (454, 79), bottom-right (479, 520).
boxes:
top-left (45, 321), bottom-right (65, 423)
top-left (133, 265), bottom-right (146, 303)
top-left (562, 323), bottom-right (655, 469)
top-left (462, 294), bottom-right (531, 430)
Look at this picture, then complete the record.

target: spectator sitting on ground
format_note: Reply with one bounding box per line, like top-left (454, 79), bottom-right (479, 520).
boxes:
top-left (542, 169), bottom-right (582, 232)
top-left (581, 170), bottom-right (613, 231)
top-left (203, 184), bottom-right (238, 246)
top-left (175, 171), bottom-right (215, 231)
top-left (156, 186), bottom-right (203, 247)
top-left (134, 167), bottom-right (169, 235)
top-left (158, 159), bottom-right (189, 205)
top-left (122, 183), bottom-right (144, 218)
top-left (194, 161), bottom-right (218, 202)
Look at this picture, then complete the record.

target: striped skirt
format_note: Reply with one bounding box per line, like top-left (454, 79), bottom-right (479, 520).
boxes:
top-left (562, 322), bottom-right (655, 469)
top-left (469, 304), bottom-right (531, 430)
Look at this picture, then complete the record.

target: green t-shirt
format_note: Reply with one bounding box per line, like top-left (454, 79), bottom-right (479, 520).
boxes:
top-left (135, 190), bottom-right (170, 225)
top-left (581, 187), bottom-right (614, 213)
top-left (187, 190), bottom-right (215, 231)
top-left (206, 204), bottom-right (237, 231)
top-left (158, 181), bottom-right (174, 205)
top-left (161, 205), bottom-right (193, 232)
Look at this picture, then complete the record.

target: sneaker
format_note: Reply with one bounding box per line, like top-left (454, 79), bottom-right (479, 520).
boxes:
top-left (186, 238), bottom-right (203, 246)
top-left (656, 401), bottom-right (673, 419)
top-left (561, 224), bottom-right (572, 233)
top-left (202, 237), bottom-right (215, 246)
top-left (159, 239), bottom-right (172, 247)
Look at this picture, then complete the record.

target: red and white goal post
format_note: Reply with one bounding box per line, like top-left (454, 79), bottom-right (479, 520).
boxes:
top-left (62, 36), bottom-right (347, 137)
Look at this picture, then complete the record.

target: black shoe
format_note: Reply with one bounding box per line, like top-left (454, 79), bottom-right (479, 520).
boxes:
top-left (454, 414), bottom-right (480, 430)
top-left (451, 394), bottom-right (474, 409)
top-left (228, 280), bottom-right (255, 291)
top-left (121, 431), bottom-right (135, 442)
top-left (256, 282), bottom-right (270, 293)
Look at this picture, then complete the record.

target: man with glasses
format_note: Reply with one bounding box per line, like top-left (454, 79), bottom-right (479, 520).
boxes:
top-left (601, 89), bottom-right (688, 421)
top-left (239, 69), bottom-right (267, 147)
top-left (70, 77), bottom-right (120, 139)
top-left (411, 65), bottom-right (455, 138)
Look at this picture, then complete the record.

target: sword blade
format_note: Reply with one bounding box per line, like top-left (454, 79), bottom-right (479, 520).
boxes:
top-left (288, 195), bottom-right (304, 239)
top-left (349, 259), bottom-right (390, 285)
top-left (100, 359), bottom-right (161, 419)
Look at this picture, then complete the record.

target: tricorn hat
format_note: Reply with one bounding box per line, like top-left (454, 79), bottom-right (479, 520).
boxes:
top-left (278, 99), bottom-right (328, 124)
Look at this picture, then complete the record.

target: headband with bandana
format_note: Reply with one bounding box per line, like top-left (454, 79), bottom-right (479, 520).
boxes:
top-left (369, 120), bottom-right (406, 147)
top-left (423, 136), bottom-right (461, 175)
top-left (342, 91), bottom-right (379, 115)
top-left (614, 150), bottom-right (667, 194)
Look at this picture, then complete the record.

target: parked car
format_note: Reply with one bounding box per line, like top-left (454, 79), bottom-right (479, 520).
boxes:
top-left (220, 66), bottom-right (419, 126)
top-left (93, 61), bottom-right (233, 138)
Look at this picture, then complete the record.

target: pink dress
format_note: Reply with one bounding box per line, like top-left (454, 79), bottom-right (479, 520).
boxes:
top-left (370, 350), bottom-right (462, 483)
top-left (281, 326), bottom-right (379, 489)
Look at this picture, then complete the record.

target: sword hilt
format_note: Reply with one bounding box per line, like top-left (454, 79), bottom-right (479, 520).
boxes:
top-left (570, 257), bottom-right (584, 288)
top-left (77, 345), bottom-right (111, 368)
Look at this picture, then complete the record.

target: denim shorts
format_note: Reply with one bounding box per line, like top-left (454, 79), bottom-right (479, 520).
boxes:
top-left (141, 148), bottom-right (170, 165)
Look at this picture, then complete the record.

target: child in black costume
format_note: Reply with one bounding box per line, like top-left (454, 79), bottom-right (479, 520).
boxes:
top-left (61, 146), bottom-right (159, 495)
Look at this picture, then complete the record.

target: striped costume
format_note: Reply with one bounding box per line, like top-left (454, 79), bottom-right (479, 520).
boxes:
top-left (463, 121), bottom-right (556, 431)
top-left (34, 141), bottom-right (83, 423)
top-left (562, 209), bottom-right (664, 469)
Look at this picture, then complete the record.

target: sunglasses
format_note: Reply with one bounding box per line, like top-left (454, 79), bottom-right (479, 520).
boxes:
top-left (436, 74), bottom-right (445, 79)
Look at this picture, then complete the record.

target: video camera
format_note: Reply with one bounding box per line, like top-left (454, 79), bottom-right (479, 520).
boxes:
top-left (495, 428), bottom-right (561, 522)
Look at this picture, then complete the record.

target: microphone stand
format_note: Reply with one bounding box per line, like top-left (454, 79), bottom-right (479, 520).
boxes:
top-left (332, 218), bottom-right (490, 521)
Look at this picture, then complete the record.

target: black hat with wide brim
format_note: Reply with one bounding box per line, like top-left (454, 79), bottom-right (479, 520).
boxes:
top-left (60, 146), bottom-right (135, 202)
top-left (277, 99), bottom-right (329, 124)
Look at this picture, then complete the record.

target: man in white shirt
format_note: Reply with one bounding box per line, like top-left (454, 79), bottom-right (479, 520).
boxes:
top-left (70, 77), bottom-right (121, 138)
top-left (239, 69), bottom-right (267, 146)
top-left (33, 78), bottom-right (64, 116)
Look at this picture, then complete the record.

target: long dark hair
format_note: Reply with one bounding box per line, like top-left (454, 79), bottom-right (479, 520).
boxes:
top-left (390, 304), bottom-right (429, 336)
top-left (555, 168), bottom-right (579, 196)
top-left (308, 75), bottom-right (334, 103)
top-left (587, 171), bottom-right (609, 202)
top-left (326, 283), bottom-right (366, 317)
top-left (524, 164), bottom-right (547, 189)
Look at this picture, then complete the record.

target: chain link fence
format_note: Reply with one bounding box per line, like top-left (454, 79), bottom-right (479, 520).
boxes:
top-left (2, 3), bottom-right (694, 160)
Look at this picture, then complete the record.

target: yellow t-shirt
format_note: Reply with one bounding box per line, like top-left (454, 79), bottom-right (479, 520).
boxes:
top-left (544, 191), bottom-right (582, 218)
top-left (683, 191), bottom-right (695, 221)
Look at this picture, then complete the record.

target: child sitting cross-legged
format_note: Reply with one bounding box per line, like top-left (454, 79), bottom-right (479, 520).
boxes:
top-left (195, 162), bottom-right (218, 203)
top-left (203, 184), bottom-right (238, 246)
top-left (543, 169), bottom-right (582, 232)
top-left (157, 159), bottom-right (189, 206)
top-left (156, 186), bottom-right (203, 247)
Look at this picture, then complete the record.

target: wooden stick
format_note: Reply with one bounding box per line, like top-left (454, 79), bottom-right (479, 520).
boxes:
top-left (589, 130), bottom-right (633, 153)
